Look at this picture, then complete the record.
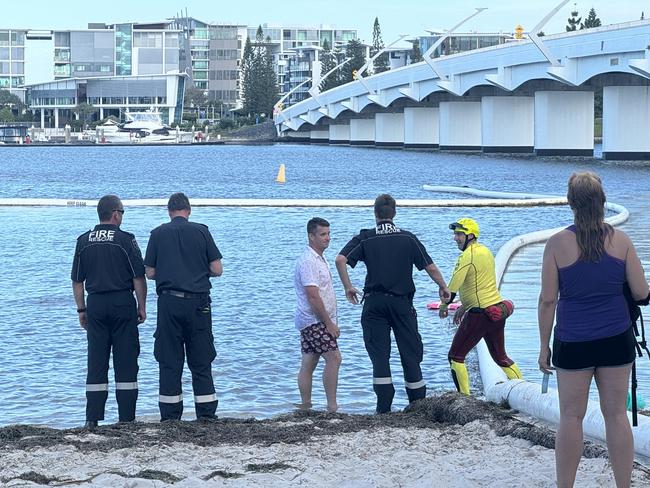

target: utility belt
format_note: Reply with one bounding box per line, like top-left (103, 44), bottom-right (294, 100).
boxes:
top-left (160, 289), bottom-right (208, 299)
top-left (88, 288), bottom-right (133, 295)
top-left (467, 300), bottom-right (515, 322)
top-left (362, 290), bottom-right (413, 304)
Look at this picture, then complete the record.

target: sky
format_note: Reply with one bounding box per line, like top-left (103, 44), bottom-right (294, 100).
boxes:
top-left (3, 0), bottom-right (646, 42)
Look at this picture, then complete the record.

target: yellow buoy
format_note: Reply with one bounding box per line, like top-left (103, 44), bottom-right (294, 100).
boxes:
top-left (276, 164), bottom-right (286, 184)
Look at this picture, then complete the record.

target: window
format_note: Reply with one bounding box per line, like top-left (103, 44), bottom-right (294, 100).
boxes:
top-left (213, 70), bottom-right (238, 80)
top-left (54, 65), bottom-right (71, 77)
top-left (134, 32), bottom-right (162, 48)
top-left (11, 32), bottom-right (25, 46)
top-left (165, 34), bottom-right (179, 48)
top-left (215, 49), bottom-right (238, 60)
top-left (0, 32), bottom-right (9, 46)
top-left (54, 49), bottom-right (70, 62)
top-left (54, 32), bottom-right (70, 48)
top-left (193, 28), bottom-right (209, 40)
top-left (211, 27), bottom-right (237, 40)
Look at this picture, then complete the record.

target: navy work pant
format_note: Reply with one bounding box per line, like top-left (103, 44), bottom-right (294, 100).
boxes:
top-left (86, 290), bottom-right (140, 422)
top-left (361, 294), bottom-right (426, 413)
top-left (154, 293), bottom-right (218, 420)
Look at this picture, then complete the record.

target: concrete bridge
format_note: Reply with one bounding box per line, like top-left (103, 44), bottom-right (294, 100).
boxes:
top-left (275, 20), bottom-right (650, 160)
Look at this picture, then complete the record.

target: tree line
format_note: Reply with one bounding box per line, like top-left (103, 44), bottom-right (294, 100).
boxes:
top-left (567, 6), bottom-right (602, 31)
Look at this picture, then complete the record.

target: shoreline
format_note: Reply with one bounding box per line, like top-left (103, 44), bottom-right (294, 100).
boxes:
top-left (2, 394), bottom-right (650, 487)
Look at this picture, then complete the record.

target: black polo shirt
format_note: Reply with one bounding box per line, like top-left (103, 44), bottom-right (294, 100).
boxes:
top-left (144, 216), bottom-right (222, 294)
top-left (71, 224), bottom-right (145, 294)
top-left (339, 220), bottom-right (433, 297)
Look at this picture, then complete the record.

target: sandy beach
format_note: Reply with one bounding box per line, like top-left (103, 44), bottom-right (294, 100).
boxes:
top-left (2, 394), bottom-right (650, 487)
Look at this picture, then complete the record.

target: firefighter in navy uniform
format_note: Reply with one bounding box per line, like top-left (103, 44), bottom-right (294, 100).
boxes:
top-left (71, 195), bottom-right (147, 429)
top-left (144, 192), bottom-right (223, 421)
top-left (335, 194), bottom-right (450, 413)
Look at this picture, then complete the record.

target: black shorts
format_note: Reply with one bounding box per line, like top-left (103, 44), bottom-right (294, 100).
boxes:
top-left (552, 326), bottom-right (636, 370)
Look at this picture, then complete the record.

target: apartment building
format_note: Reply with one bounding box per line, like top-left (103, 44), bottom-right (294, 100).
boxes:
top-left (0, 29), bottom-right (26, 100)
top-left (53, 22), bottom-right (182, 80)
top-left (249, 24), bottom-right (356, 94)
top-left (3, 19), bottom-right (359, 118)
top-left (172, 17), bottom-right (247, 111)
top-left (283, 46), bottom-right (322, 106)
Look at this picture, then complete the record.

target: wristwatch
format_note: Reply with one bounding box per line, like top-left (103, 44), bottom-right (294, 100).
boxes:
top-left (77, 307), bottom-right (87, 313)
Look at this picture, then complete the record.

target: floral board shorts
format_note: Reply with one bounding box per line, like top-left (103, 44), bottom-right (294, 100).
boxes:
top-left (300, 322), bottom-right (339, 354)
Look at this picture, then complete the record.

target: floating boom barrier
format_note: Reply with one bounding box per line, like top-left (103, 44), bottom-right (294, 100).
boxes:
top-left (0, 197), bottom-right (568, 208)
top-left (423, 185), bottom-right (650, 458)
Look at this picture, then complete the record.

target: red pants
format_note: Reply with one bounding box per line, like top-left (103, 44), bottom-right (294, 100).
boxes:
top-left (448, 309), bottom-right (514, 367)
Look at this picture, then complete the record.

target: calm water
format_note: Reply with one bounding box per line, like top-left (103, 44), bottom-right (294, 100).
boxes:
top-left (0, 144), bottom-right (648, 428)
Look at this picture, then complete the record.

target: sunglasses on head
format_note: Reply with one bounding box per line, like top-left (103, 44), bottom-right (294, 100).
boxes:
top-left (449, 223), bottom-right (467, 232)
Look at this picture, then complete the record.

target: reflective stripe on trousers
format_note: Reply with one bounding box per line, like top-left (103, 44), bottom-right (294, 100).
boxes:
top-left (159, 393), bottom-right (183, 403)
top-left (373, 377), bottom-right (393, 385)
top-left (405, 379), bottom-right (426, 389)
top-left (195, 393), bottom-right (217, 403)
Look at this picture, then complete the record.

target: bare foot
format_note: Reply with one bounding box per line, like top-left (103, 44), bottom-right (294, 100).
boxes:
top-left (326, 404), bottom-right (339, 413)
top-left (294, 402), bottom-right (313, 411)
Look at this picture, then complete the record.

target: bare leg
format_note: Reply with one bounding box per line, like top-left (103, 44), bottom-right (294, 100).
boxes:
top-left (322, 349), bottom-right (342, 412)
top-left (555, 368), bottom-right (593, 488)
top-left (297, 353), bottom-right (319, 409)
top-left (595, 364), bottom-right (633, 488)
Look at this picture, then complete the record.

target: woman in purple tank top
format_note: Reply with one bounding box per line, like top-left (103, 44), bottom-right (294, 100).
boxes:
top-left (538, 172), bottom-right (648, 488)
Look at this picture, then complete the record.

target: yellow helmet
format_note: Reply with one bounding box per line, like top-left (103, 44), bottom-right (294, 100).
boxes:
top-left (449, 218), bottom-right (480, 238)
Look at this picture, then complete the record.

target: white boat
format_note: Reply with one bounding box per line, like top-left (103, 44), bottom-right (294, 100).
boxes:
top-left (92, 110), bottom-right (191, 144)
top-left (120, 110), bottom-right (171, 136)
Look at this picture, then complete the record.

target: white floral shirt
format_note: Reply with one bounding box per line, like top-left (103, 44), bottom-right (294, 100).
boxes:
top-left (294, 246), bottom-right (337, 330)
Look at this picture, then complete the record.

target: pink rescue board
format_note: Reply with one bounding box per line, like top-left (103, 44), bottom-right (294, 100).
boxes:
top-left (427, 301), bottom-right (461, 311)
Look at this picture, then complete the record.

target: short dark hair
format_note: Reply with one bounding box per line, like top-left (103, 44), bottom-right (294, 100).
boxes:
top-left (168, 192), bottom-right (191, 211)
top-left (97, 194), bottom-right (121, 221)
top-left (307, 217), bottom-right (330, 234)
top-left (374, 194), bottom-right (396, 220)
